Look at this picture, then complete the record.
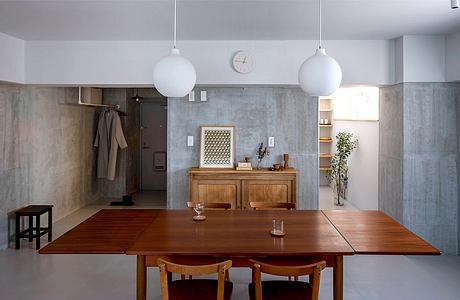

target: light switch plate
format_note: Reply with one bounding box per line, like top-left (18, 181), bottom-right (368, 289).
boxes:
top-left (201, 90), bottom-right (207, 102)
top-left (268, 136), bottom-right (275, 147)
top-left (187, 136), bottom-right (194, 146)
top-left (188, 91), bottom-right (195, 102)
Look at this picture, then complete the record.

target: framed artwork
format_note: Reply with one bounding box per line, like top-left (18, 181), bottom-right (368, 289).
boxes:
top-left (200, 126), bottom-right (235, 168)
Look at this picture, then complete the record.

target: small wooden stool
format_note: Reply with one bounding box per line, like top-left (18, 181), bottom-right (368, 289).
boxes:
top-left (14, 205), bottom-right (53, 250)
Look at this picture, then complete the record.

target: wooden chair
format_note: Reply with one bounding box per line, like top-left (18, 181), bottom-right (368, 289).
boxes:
top-left (249, 202), bottom-right (296, 210)
top-left (158, 258), bottom-right (233, 300)
top-left (248, 260), bottom-right (326, 300)
top-left (187, 201), bottom-right (232, 210)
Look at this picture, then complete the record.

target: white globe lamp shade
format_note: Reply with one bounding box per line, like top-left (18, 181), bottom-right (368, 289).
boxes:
top-left (153, 48), bottom-right (196, 97)
top-left (298, 48), bottom-right (342, 97)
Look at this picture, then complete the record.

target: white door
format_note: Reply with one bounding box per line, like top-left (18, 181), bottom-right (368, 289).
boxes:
top-left (140, 101), bottom-right (167, 190)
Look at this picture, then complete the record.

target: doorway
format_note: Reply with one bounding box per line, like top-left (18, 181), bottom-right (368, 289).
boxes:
top-left (140, 99), bottom-right (168, 191)
top-left (318, 87), bottom-right (379, 211)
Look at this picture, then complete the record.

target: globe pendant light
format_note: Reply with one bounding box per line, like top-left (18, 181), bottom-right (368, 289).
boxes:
top-left (153, 0), bottom-right (196, 97)
top-left (298, 0), bottom-right (342, 96)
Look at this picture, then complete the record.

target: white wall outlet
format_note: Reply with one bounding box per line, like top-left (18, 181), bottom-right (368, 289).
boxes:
top-left (187, 136), bottom-right (194, 146)
top-left (188, 91), bottom-right (195, 102)
top-left (200, 90), bottom-right (207, 102)
top-left (268, 136), bottom-right (275, 147)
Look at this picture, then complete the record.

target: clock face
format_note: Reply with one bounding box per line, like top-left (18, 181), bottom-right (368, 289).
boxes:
top-left (232, 51), bottom-right (255, 74)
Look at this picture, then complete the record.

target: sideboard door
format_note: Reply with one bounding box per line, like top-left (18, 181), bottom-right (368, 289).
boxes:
top-left (190, 180), bottom-right (241, 209)
top-left (242, 180), bottom-right (293, 209)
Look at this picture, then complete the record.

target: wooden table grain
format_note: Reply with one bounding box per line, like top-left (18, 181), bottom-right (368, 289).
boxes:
top-left (39, 209), bottom-right (440, 300)
top-left (322, 210), bottom-right (440, 255)
top-left (39, 209), bottom-right (159, 254)
top-left (127, 210), bottom-right (354, 300)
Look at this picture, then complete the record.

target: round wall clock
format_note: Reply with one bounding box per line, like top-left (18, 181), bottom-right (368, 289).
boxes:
top-left (232, 51), bottom-right (256, 74)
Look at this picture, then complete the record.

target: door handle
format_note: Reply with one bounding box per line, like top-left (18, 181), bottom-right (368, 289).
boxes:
top-left (143, 146), bottom-right (150, 149)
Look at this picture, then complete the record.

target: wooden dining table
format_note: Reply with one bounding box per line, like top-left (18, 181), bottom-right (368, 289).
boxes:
top-left (39, 209), bottom-right (440, 300)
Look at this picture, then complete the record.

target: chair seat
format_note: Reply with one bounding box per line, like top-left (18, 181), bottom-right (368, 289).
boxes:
top-left (248, 280), bottom-right (312, 300)
top-left (169, 279), bottom-right (233, 300)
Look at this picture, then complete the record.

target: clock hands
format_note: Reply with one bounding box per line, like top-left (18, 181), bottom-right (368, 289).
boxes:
top-left (235, 56), bottom-right (248, 64)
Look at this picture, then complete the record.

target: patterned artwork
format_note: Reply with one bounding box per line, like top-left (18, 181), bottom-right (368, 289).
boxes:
top-left (200, 126), bottom-right (235, 168)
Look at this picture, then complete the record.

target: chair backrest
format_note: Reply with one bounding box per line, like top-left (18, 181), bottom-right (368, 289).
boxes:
top-left (249, 202), bottom-right (296, 210)
top-left (187, 201), bottom-right (232, 210)
top-left (158, 258), bottom-right (232, 300)
top-left (249, 260), bottom-right (326, 300)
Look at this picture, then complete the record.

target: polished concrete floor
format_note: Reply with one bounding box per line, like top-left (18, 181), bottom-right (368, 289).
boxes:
top-left (1, 191), bottom-right (459, 300)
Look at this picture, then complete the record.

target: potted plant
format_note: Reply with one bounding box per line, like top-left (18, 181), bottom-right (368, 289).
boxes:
top-left (327, 132), bottom-right (358, 206)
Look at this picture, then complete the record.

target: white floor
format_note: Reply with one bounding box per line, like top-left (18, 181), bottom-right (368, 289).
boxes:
top-left (1, 191), bottom-right (460, 300)
top-left (319, 186), bottom-right (358, 210)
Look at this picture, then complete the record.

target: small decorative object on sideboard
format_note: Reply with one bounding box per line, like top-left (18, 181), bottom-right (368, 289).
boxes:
top-left (236, 161), bottom-right (253, 171)
top-left (283, 153), bottom-right (289, 169)
top-left (270, 163), bottom-right (281, 171)
top-left (256, 142), bottom-right (269, 169)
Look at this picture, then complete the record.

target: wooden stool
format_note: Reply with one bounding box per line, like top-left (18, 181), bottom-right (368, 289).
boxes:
top-left (14, 205), bottom-right (53, 249)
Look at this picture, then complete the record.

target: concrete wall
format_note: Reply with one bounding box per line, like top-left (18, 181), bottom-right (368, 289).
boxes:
top-left (446, 31), bottom-right (460, 82)
top-left (0, 32), bottom-right (24, 83)
top-left (333, 120), bottom-right (379, 210)
top-left (0, 85), bottom-right (100, 249)
top-left (379, 83), bottom-right (460, 254)
top-left (403, 83), bottom-right (458, 254)
top-left (458, 90), bottom-right (460, 253)
top-left (379, 84), bottom-right (404, 222)
top-left (167, 87), bottom-right (318, 209)
top-left (25, 39), bottom-right (394, 86)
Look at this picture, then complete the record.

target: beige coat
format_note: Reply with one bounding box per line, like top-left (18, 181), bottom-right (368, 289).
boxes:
top-left (94, 110), bottom-right (128, 180)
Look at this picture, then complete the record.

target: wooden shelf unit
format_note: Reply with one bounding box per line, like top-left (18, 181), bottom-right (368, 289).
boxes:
top-left (319, 98), bottom-right (333, 172)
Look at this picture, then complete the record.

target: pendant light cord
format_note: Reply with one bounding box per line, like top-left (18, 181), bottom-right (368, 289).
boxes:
top-left (319, 0), bottom-right (322, 49)
top-left (174, 0), bottom-right (177, 48)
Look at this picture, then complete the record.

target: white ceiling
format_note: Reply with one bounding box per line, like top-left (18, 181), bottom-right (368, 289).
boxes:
top-left (0, 0), bottom-right (459, 41)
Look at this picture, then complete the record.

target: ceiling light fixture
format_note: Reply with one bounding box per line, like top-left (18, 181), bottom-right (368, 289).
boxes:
top-left (298, 0), bottom-right (342, 96)
top-left (153, 0), bottom-right (196, 97)
top-left (452, 0), bottom-right (459, 9)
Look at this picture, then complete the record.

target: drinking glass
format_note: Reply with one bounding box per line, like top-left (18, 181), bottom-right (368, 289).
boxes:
top-left (272, 220), bottom-right (284, 234)
top-left (194, 202), bottom-right (205, 217)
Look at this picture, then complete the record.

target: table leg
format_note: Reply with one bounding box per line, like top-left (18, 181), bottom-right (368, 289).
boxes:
top-left (333, 255), bottom-right (343, 300)
top-left (36, 215), bottom-right (41, 250)
top-left (15, 215), bottom-right (20, 249)
top-left (48, 209), bottom-right (52, 242)
top-left (28, 216), bottom-right (33, 242)
top-left (137, 255), bottom-right (146, 300)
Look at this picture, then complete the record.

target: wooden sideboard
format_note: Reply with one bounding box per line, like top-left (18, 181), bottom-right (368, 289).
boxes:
top-left (188, 167), bottom-right (297, 209)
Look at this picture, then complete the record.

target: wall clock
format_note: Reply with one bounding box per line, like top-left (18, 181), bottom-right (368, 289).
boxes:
top-left (232, 51), bottom-right (255, 74)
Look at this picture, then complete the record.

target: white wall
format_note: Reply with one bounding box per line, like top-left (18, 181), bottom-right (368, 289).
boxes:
top-left (446, 31), bottom-right (460, 82)
top-left (332, 120), bottom-right (379, 210)
top-left (394, 37), bottom-right (404, 84)
top-left (0, 32), bottom-right (25, 83)
top-left (25, 40), bottom-right (394, 86)
top-left (394, 35), bottom-right (446, 83)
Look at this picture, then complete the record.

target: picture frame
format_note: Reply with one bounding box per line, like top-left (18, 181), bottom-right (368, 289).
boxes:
top-left (199, 126), bottom-right (235, 168)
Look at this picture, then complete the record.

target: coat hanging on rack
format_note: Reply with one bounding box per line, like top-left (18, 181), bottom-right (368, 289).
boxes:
top-left (94, 109), bottom-right (128, 180)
